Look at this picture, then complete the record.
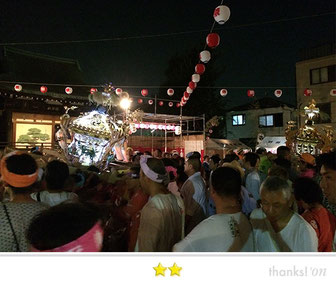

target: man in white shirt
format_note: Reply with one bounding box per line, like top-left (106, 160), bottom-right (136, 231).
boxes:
top-left (173, 167), bottom-right (255, 252)
top-left (180, 156), bottom-right (207, 235)
top-left (31, 160), bottom-right (78, 206)
top-left (250, 176), bottom-right (318, 252)
top-left (243, 152), bottom-right (261, 201)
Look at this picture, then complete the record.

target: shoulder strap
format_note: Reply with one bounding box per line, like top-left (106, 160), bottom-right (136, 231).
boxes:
top-left (2, 204), bottom-right (20, 252)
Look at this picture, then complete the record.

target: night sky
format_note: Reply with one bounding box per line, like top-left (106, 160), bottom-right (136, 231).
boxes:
top-left (0, 0), bottom-right (335, 111)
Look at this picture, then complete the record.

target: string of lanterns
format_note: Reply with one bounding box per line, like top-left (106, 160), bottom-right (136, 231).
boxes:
top-left (12, 83), bottom-right (336, 100)
top-left (177, 3), bottom-right (231, 108)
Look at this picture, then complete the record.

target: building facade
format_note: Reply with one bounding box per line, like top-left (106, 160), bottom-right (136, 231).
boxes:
top-left (225, 97), bottom-right (295, 148)
top-left (296, 44), bottom-right (336, 129)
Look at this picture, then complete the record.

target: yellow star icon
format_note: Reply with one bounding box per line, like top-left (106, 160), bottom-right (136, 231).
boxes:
top-left (153, 263), bottom-right (167, 277)
top-left (169, 263), bottom-right (182, 276)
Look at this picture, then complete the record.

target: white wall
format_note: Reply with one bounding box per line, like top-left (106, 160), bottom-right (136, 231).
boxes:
top-left (226, 106), bottom-right (294, 139)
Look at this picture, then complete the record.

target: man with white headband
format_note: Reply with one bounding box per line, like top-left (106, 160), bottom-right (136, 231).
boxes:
top-left (134, 155), bottom-right (185, 252)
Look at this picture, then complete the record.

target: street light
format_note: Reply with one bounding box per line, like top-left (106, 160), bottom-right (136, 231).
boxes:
top-left (120, 98), bottom-right (131, 110)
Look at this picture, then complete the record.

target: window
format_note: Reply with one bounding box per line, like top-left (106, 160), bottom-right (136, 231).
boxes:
top-left (259, 113), bottom-right (283, 127)
top-left (310, 65), bottom-right (336, 85)
top-left (232, 114), bottom-right (245, 126)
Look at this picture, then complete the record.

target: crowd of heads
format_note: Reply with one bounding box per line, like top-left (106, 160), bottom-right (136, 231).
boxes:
top-left (1, 145), bottom-right (336, 252)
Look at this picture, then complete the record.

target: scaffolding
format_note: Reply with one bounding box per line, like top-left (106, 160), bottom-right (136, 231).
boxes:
top-left (114, 110), bottom-right (206, 155)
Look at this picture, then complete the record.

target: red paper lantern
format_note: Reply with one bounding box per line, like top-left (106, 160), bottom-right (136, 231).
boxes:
top-left (220, 89), bottom-right (228, 97)
top-left (247, 90), bottom-right (255, 97)
top-left (14, 84), bottom-right (22, 92)
top-left (330, 89), bottom-right (336, 97)
top-left (115, 88), bottom-right (123, 95)
top-left (167, 88), bottom-right (174, 96)
top-left (195, 64), bottom-right (205, 75)
top-left (274, 89), bottom-right (282, 98)
top-left (176, 103), bottom-right (180, 107)
top-left (65, 87), bottom-right (73, 94)
top-left (304, 88), bottom-right (312, 97)
top-left (40, 86), bottom-right (48, 94)
top-left (159, 101), bottom-right (164, 106)
top-left (192, 74), bottom-right (200, 83)
top-left (206, 33), bottom-right (220, 48)
top-left (148, 99), bottom-right (153, 105)
top-left (168, 102), bottom-right (173, 107)
top-left (90, 88), bottom-right (97, 94)
top-left (138, 98), bottom-right (143, 104)
top-left (184, 91), bottom-right (190, 100)
top-left (141, 89), bottom-right (148, 96)
top-left (188, 81), bottom-right (197, 90)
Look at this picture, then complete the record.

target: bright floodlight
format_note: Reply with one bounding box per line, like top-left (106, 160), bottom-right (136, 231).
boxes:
top-left (120, 98), bottom-right (131, 110)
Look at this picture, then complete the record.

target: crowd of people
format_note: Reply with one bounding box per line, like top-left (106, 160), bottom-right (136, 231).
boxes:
top-left (0, 145), bottom-right (335, 252)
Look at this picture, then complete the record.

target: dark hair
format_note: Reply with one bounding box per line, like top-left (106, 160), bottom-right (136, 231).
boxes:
top-left (5, 153), bottom-right (37, 192)
top-left (187, 151), bottom-right (201, 159)
top-left (210, 155), bottom-right (221, 165)
top-left (276, 146), bottom-right (290, 158)
top-left (176, 167), bottom-right (188, 186)
top-left (146, 158), bottom-right (166, 175)
top-left (256, 147), bottom-right (266, 155)
top-left (45, 160), bottom-right (69, 191)
top-left (155, 148), bottom-right (162, 154)
top-left (268, 165), bottom-right (289, 180)
top-left (5, 153), bottom-right (37, 175)
top-left (293, 177), bottom-right (323, 204)
top-left (26, 202), bottom-right (102, 251)
top-left (87, 165), bottom-right (100, 173)
top-left (244, 152), bottom-right (260, 167)
top-left (317, 152), bottom-right (336, 171)
top-left (274, 157), bottom-right (291, 169)
top-left (211, 167), bottom-right (241, 198)
top-left (187, 156), bottom-right (201, 172)
top-left (223, 153), bottom-right (239, 163)
top-left (144, 151), bottom-right (151, 155)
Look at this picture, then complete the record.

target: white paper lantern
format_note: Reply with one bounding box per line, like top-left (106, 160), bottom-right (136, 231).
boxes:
top-left (274, 89), bottom-right (282, 98)
top-left (220, 89), bottom-right (228, 97)
top-left (148, 99), bottom-right (153, 105)
top-left (192, 74), bottom-right (200, 83)
top-left (175, 126), bottom-right (182, 135)
top-left (200, 50), bottom-right (211, 63)
top-left (14, 84), bottom-right (22, 92)
top-left (115, 88), bottom-right (123, 95)
top-left (186, 87), bottom-right (193, 94)
top-left (168, 102), bottom-right (173, 107)
top-left (167, 88), bottom-right (174, 96)
top-left (330, 89), bottom-right (336, 97)
top-left (65, 87), bottom-right (73, 94)
top-left (213, 5), bottom-right (231, 24)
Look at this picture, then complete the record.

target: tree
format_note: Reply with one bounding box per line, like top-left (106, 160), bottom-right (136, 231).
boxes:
top-left (158, 44), bottom-right (228, 137)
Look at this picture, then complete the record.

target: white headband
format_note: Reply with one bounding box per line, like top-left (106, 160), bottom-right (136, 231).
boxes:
top-left (140, 155), bottom-right (170, 186)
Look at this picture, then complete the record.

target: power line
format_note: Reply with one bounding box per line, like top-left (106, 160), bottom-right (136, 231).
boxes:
top-left (0, 12), bottom-right (333, 46)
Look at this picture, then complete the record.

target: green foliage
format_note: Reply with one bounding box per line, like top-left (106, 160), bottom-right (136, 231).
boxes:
top-left (17, 135), bottom-right (34, 143)
top-left (27, 128), bottom-right (42, 135)
top-left (160, 45), bottom-right (227, 119)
